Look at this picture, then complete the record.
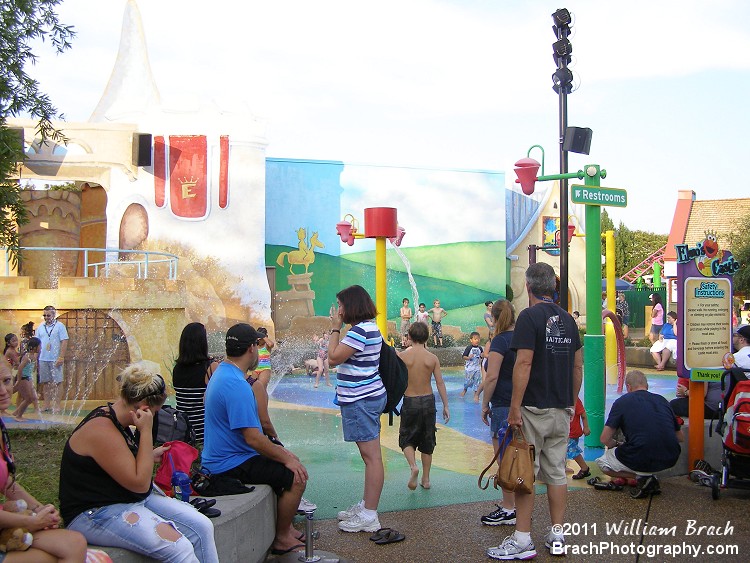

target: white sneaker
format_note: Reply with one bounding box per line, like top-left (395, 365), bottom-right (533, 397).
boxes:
top-left (338, 512), bottom-right (381, 533)
top-left (545, 529), bottom-right (566, 555)
top-left (297, 497), bottom-right (317, 513)
top-left (487, 536), bottom-right (537, 560)
top-left (337, 502), bottom-right (362, 521)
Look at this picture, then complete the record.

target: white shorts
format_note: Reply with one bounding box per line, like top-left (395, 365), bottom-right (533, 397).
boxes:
top-left (595, 448), bottom-right (652, 477)
top-left (650, 339), bottom-right (677, 358)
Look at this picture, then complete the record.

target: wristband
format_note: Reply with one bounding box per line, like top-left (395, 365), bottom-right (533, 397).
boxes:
top-left (330, 329), bottom-right (340, 334)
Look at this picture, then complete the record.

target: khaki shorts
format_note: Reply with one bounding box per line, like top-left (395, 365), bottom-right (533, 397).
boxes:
top-left (520, 406), bottom-right (569, 486)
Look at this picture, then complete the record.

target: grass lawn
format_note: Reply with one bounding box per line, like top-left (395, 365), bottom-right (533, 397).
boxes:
top-left (8, 426), bottom-right (72, 506)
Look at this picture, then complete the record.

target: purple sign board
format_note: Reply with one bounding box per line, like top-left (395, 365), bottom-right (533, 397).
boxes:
top-left (676, 233), bottom-right (740, 381)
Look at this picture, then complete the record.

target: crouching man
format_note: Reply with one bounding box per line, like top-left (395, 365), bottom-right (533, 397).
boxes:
top-left (596, 370), bottom-right (682, 498)
top-left (203, 323), bottom-right (309, 555)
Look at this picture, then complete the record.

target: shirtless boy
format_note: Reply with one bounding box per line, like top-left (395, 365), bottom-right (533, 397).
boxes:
top-left (400, 298), bottom-right (413, 348)
top-left (428, 299), bottom-right (448, 347)
top-left (397, 322), bottom-right (450, 490)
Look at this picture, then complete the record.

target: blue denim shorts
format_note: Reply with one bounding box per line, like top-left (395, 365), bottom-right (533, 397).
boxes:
top-left (341, 393), bottom-right (387, 442)
top-left (490, 405), bottom-right (510, 437)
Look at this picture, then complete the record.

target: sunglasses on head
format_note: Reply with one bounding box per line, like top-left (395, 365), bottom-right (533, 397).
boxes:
top-left (138, 374), bottom-right (166, 402)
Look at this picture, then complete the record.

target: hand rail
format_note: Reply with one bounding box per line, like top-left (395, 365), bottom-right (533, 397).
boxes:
top-left (2, 247), bottom-right (179, 280)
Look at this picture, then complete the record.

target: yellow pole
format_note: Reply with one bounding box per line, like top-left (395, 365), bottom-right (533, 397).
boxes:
top-left (605, 230), bottom-right (617, 384)
top-left (375, 237), bottom-right (387, 338)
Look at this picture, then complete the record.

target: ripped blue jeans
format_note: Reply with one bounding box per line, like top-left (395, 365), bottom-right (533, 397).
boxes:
top-left (67, 490), bottom-right (218, 562)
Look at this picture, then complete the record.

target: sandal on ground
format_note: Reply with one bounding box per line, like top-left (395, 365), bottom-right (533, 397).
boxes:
top-left (586, 476), bottom-right (602, 486)
top-left (370, 528), bottom-right (393, 542)
top-left (572, 468), bottom-right (591, 480)
top-left (593, 481), bottom-right (623, 491)
top-left (371, 529), bottom-right (405, 545)
top-left (270, 544), bottom-right (305, 555)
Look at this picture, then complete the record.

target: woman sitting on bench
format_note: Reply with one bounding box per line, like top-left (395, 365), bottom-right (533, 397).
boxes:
top-left (59, 363), bottom-right (219, 562)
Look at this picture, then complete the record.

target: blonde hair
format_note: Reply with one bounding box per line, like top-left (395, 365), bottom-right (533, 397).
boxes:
top-left (625, 369), bottom-right (648, 390)
top-left (118, 362), bottom-right (166, 407)
top-left (491, 299), bottom-right (515, 337)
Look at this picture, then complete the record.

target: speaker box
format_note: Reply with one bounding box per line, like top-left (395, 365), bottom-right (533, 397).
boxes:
top-left (132, 133), bottom-right (152, 167)
top-left (563, 126), bottom-right (592, 155)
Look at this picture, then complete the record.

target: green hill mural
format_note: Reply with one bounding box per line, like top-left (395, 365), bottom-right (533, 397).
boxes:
top-left (267, 244), bottom-right (501, 330)
top-left (343, 241), bottom-right (506, 294)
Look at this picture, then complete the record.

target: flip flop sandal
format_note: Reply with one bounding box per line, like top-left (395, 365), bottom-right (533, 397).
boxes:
top-left (190, 498), bottom-right (217, 511)
top-left (270, 544), bottom-right (305, 555)
top-left (202, 507), bottom-right (221, 518)
top-left (593, 481), bottom-right (623, 491)
top-left (586, 476), bottom-right (602, 486)
top-left (370, 528), bottom-right (393, 542)
top-left (572, 468), bottom-right (591, 480)
top-left (373, 529), bottom-right (406, 545)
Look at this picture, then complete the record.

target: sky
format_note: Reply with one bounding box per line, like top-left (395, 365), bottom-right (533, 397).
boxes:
top-left (27, 0), bottom-right (750, 235)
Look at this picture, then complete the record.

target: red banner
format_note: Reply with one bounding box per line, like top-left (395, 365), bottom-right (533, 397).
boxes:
top-left (153, 136), bottom-right (166, 208)
top-left (169, 135), bottom-right (207, 219)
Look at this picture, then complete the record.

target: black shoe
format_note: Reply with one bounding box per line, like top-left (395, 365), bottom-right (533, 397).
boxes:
top-left (630, 475), bottom-right (660, 498)
top-left (481, 505), bottom-right (516, 526)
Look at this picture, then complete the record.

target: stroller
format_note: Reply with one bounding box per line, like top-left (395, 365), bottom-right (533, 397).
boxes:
top-left (693, 367), bottom-right (750, 499)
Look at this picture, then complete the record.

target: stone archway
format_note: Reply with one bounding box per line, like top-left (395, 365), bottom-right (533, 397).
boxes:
top-left (59, 309), bottom-right (131, 401)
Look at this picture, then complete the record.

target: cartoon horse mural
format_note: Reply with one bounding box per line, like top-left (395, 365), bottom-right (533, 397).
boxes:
top-left (276, 229), bottom-right (325, 274)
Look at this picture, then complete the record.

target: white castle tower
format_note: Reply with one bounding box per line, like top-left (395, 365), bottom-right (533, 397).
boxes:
top-left (91, 0), bottom-right (271, 328)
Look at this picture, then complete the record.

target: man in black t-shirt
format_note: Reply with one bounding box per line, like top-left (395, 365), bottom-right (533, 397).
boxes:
top-left (486, 263), bottom-right (582, 561)
top-left (597, 370), bottom-right (682, 498)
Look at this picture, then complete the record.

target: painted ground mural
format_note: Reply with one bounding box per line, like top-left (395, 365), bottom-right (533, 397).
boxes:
top-left (265, 159), bottom-right (506, 333)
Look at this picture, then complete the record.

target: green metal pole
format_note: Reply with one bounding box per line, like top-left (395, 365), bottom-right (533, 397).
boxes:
top-left (583, 165), bottom-right (606, 448)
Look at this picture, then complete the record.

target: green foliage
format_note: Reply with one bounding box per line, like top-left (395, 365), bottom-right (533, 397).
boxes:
top-left (612, 221), bottom-right (668, 279)
top-left (728, 213), bottom-right (750, 295)
top-left (0, 0), bottom-right (74, 266)
top-left (8, 426), bottom-right (71, 506)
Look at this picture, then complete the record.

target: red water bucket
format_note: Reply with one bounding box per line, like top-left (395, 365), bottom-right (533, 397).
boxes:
top-left (364, 207), bottom-right (398, 238)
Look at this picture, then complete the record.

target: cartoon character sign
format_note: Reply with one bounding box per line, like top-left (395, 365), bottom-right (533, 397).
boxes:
top-left (675, 230), bottom-right (740, 278)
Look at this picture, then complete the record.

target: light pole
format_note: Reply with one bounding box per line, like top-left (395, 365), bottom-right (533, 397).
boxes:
top-left (515, 158), bottom-right (628, 447)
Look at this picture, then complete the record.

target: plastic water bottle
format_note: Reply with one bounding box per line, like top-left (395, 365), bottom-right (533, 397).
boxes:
top-left (172, 470), bottom-right (192, 502)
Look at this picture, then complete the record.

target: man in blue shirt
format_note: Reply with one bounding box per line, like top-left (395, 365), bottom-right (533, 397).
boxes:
top-left (597, 370), bottom-right (682, 498)
top-left (203, 323), bottom-right (309, 556)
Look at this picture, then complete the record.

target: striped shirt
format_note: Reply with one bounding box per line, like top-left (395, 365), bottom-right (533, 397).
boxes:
top-left (336, 320), bottom-right (385, 404)
top-left (172, 360), bottom-right (211, 442)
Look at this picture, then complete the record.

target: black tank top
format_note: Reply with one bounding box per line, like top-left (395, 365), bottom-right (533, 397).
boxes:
top-left (59, 404), bottom-right (151, 524)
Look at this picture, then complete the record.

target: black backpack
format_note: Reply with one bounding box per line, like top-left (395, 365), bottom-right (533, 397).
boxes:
top-left (378, 341), bottom-right (408, 423)
top-left (153, 405), bottom-right (196, 447)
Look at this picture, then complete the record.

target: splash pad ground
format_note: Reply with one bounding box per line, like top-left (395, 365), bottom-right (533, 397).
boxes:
top-left (3, 366), bottom-right (678, 520)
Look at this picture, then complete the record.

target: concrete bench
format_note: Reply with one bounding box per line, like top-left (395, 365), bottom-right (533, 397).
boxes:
top-left (93, 485), bottom-right (276, 563)
top-left (657, 420), bottom-right (723, 479)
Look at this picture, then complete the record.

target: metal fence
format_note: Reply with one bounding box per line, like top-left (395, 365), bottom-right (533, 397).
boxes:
top-left (622, 287), bottom-right (667, 329)
top-left (3, 247), bottom-right (179, 280)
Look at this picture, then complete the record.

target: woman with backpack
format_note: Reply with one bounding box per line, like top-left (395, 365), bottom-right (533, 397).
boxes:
top-left (59, 362), bottom-right (219, 562)
top-left (328, 285), bottom-right (386, 534)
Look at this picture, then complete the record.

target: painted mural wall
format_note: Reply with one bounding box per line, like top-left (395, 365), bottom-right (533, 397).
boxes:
top-left (265, 159), bottom-right (506, 333)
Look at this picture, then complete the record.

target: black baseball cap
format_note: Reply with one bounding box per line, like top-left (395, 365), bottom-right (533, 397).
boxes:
top-left (226, 323), bottom-right (261, 355)
top-left (734, 325), bottom-right (750, 341)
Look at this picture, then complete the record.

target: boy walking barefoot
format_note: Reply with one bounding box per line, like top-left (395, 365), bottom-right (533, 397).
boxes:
top-left (428, 299), bottom-right (448, 347)
top-left (397, 322), bottom-right (450, 490)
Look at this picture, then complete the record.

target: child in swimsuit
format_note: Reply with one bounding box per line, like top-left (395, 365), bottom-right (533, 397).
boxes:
top-left (253, 327), bottom-right (276, 387)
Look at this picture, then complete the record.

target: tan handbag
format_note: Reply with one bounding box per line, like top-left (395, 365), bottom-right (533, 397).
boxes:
top-left (497, 427), bottom-right (536, 494)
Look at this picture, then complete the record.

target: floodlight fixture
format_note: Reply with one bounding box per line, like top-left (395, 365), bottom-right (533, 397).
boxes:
top-left (552, 8), bottom-right (572, 38)
top-left (553, 38), bottom-right (572, 65)
top-left (552, 68), bottom-right (574, 94)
